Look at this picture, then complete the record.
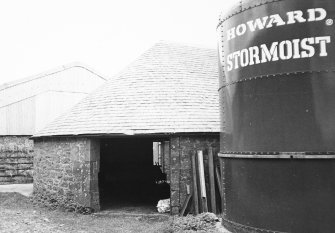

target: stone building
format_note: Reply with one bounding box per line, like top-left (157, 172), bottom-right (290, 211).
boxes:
top-left (0, 64), bottom-right (106, 184)
top-left (32, 42), bottom-right (220, 214)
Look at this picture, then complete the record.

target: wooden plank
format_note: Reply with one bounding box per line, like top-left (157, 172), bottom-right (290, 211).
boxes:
top-left (186, 184), bottom-right (190, 195)
top-left (197, 150), bottom-right (206, 198)
top-left (197, 150), bottom-right (208, 212)
top-left (215, 167), bottom-right (223, 199)
top-left (196, 151), bottom-right (203, 213)
top-left (179, 194), bottom-right (192, 216)
top-left (208, 147), bottom-right (216, 214)
top-left (191, 151), bottom-right (199, 215)
top-left (202, 198), bottom-right (208, 212)
top-left (160, 142), bottom-right (164, 172)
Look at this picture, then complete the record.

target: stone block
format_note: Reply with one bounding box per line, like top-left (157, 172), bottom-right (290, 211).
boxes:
top-left (91, 161), bottom-right (99, 177)
top-left (72, 161), bottom-right (82, 176)
top-left (0, 169), bottom-right (16, 177)
top-left (170, 137), bottom-right (179, 149)
top-left (77, 192), bottom-right (91, 207)
top-left (60, 156), bottom-right (71, 164)
top-left (81, 162), bottom-right (90, 176)
top-left (171, 207), bottom-right (179, 215)
top-left (78, 140), bottom-right (89, 162)
top-left (69, 182), bottom-right (80, 191)
top-left (81, 176), bottom-right (91, 193)
top-left (17, 169), bottom-right (33, 177)
top-left (170, 156), bottom-right (180, 168)
top-left (17, 163), bottom-right (33, 170)
top-left (60, 181), bottom-right (69, 189)
top-left (0, 163), bottom-right (16, 170)
top-left (91, 191), bottom-right (100, 210)
top-left (0, 176), bottom-right (14, 183)
top-left (90, 179), bottom-right (99, 192)
top-left (170, 190), bottom-right (180, 206)
top-left (13, 176), bottom-right (32, 183)
top-left (170, 169), bottom-right (180, 190)
top-left (17, 157), bottom-right (33, 163)
top-left (63, 176), bottom-right (74, 182)
top-left (0, 157), bottom-right (15, 163)
top-left (89, 139), bottom-right (100, 162)
top-left (180, 159), bottom-right (191, 171)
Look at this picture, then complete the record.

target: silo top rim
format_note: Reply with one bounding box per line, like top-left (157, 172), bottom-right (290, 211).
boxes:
top-left (218, 0), bottom-right (283, 28)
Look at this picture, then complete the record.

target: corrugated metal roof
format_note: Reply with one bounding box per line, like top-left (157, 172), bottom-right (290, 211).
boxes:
top-left (0, 62), bottom-right (108, 109)
top-left (0, 63), bottom-right (107, 135)
top-left (0, 62), bottom-right (107, 91)
top-left (34, 42), bottom-right (220, 137)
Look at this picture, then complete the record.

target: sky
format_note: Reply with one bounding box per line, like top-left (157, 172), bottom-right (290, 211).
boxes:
top-left (0, 0), bottom-right (238, 84)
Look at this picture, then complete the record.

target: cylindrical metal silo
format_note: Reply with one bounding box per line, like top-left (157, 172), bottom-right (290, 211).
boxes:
top-left (217, 0), bottom-right (335, 232)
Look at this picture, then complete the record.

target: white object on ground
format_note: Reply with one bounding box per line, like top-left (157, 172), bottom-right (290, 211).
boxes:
top-left (156, 198), bottom-right (170, 213)
top-left (0, 183), bottom-right (33, 197)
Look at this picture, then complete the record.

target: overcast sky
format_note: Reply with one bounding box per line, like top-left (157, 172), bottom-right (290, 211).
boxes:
top-left (0, 0), bottom-right (238, 84)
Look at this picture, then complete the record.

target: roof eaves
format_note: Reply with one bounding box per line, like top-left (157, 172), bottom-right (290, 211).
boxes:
top-left (32, 130), bottom-right (220, 139)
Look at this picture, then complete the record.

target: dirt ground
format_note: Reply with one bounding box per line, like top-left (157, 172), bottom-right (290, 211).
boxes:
top-left (0, 193), bottom-right (170, 233)
top-left (0, 192), bottom-right (230, 233)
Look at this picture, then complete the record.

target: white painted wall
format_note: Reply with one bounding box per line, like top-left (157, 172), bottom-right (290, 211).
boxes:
top-left (0, 97), bottom-right (36, 135)
top-left (34, 91), bottom-right (87, 132)
top-left (0, 65), bottom-right (105, 135)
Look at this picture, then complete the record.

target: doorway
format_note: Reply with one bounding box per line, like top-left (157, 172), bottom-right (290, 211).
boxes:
top-left (99, 137), bottom-right (170, 212)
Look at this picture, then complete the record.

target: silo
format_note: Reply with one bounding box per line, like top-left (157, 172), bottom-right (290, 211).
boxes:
top-left (217, 0), bottom-right (335, 232)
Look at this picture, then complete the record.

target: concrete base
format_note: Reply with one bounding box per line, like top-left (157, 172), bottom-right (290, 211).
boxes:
top-left (0, 183), bottom-right (33, 196)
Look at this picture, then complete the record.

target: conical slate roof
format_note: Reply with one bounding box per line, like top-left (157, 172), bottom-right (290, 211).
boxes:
top-left (34, 42), bottom-right (220, 137)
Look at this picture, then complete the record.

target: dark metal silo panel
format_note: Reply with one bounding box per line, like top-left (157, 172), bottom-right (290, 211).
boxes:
top-left (217, 0), bottom-right (335, 232)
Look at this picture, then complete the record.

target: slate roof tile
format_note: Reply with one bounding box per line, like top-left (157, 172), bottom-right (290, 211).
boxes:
top-left (34, 42), bottom-right (220, 137)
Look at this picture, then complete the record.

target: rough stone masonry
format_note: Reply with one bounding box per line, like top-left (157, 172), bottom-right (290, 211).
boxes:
top-left (33, 137), bottom-right (100, 212)
top-left (169, 135), bottom-right (219, 215)
top-left (33, 134), bottom-right (219, 214)
top-left (0, 136), bottom-right (34, 184)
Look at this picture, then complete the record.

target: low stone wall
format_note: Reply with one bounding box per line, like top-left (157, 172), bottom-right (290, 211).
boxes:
top-left (169, 134), bottom-right (220, 215)
top-left (0, 136), bottom-right (34, 184)
top-left (33, 137), bottom-right (100, 212)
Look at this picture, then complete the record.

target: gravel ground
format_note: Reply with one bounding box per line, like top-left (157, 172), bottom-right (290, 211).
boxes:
top-left (0, 193), bottom-right (169, 233)
top-left (0, 192), bottom-right (230, 233)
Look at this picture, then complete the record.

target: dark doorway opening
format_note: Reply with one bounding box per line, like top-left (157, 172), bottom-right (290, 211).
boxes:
top-left (99, 138), bottom-right (170, 212)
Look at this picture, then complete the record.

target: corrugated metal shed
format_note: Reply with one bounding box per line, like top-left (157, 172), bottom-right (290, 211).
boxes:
top-left (34, 42), bottom-right (220, 137)
top-left (0, 63), bottom-right (106, 135)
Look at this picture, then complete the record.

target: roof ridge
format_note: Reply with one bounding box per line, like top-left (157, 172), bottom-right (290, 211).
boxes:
top-left (109, 41), bottom-right (216, 81)
top-left (0, 89), bottom-right (91, 109)
top-left (0, 62), bottom-right (108, 91)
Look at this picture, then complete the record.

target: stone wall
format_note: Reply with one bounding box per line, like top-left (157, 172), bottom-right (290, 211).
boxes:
top-left (162, 141), bottom-right (171, 181)
top-left (32, 134), bottom-right (219, 214)
top-left (0, 136), bottom-right (34, 184)
top-left (169, 134), bottom-right (220, 215)
top-left (33, 137), bottom-right (100, 212)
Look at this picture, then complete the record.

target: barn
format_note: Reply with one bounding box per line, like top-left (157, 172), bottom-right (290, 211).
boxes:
top-left (0, 63), bottom-right (106, 184)
top-left (32, 42), bottom-right (220, 214)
